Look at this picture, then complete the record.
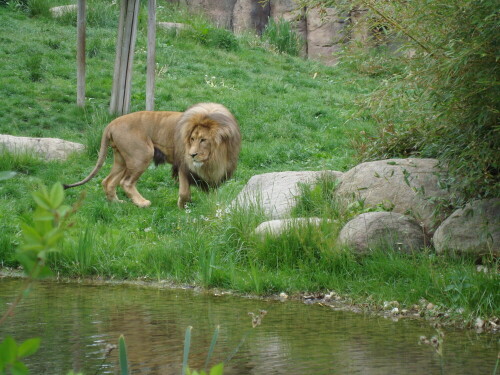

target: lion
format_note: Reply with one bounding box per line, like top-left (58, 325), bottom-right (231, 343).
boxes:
top-left (64, 103), bottom-right (241, 208)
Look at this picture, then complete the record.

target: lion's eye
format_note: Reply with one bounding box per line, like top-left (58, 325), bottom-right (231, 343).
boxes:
top-left (190, 137), bottom-right (194, 142)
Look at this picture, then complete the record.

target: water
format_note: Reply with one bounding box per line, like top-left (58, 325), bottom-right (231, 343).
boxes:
top-left (0, 278), bottom-right (497, 374)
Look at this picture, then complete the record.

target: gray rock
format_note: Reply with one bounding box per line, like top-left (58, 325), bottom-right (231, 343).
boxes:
top-left (255, 217), bottom-right (328, 236)
top-left (433, 199), bottom-right (500, 256)
top-left (50, 5), bottom-right (78, 18)
top-left (0, 134), bottom-right (85, 161)
top-left (157, 22), bottom-right (186, 33)
top-left (175, 0), bottom-right (352, 63)
top-left (234, 170), bottom-right (343, 219)
top-left (178, 0), bottom-right (237, 29)
top-left (336, 158), bottom-right (449, 233)
top-left (306, 7), bottom-right (346, 65)
top-left (233, 0), bottom-right (270, 34)
top-left (338, 212), bottom-right (426, 254)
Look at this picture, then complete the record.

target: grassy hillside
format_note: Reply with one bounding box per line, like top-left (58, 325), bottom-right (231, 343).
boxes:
top-left (0, 2), bottom-right (498, 324)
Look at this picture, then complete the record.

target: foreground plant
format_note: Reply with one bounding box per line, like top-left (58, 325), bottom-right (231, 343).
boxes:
top-left (0, 183), bottom-right (83, 374)
top-left (115, 310), bottom-right (268, 374)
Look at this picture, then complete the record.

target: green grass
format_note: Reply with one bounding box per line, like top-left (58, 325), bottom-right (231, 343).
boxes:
top-left (0, 2), bottom-right (498, 324)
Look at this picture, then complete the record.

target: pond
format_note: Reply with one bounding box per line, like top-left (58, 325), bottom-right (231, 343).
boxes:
top-left (0, 278), bottom-right (497, 374)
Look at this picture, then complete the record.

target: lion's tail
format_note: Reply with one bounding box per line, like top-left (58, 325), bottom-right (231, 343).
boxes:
top-left (63, 127), bottom-right (111, 190)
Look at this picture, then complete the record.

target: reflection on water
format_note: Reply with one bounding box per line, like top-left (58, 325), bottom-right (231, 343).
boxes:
top-left (0, 278), bottom-right (497, 374)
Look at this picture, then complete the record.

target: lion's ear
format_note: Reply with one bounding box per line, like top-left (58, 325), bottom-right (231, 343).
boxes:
top-left (208, 113), bottom-right (238, 145)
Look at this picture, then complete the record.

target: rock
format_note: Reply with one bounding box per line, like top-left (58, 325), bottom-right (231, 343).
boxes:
top-left (50, 5), bottom-right (78, 18)
top-left (306, 7), bottom-right (346, 65)
top-left (336, 158), bottom-right (449, 233)
top-left (349, 8), bottom-right (370, 44)
top-left (233, 170), bottom-right (343, 219)
top-left (233, 0), bottom-right (270, 34)
top-left (337, 212), bottom-right (426, 254)
top-left (433, 199), bottom-right (500, 256)
top-left (254, 217), bottom-right (328, 236)
top-left (0, 134), bottom-right (84, 161)
top-left (157, 22), bottom-right (186, 33)
top-left (171, 0), bottom-right (352, 63)
top-left (178, 0), bottom-right (237, 29)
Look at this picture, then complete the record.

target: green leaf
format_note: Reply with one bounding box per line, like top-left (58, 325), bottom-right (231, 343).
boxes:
top-left (32, 265), bottom-right (53, 279)
top-left (182, 326), bottom-right (193, 375)
top-left (49, 183), bottom-right (64, 208)
top-left (31, 191), bottom-right (52, 211)
top-left (0, 336), bottom-right (17, 364)
top-left (118, 335), bottom-right (128, 375)
top-left (10, 360), bottom-right (29, 375)
top-left (33, 209), bottom-right (54, 222)
top-left (33, 219), bottom-right (53, 236)
top-left (21, 224), bottom-right (43, 244)
top-left (44, 229), bottom-right (63, 247)
top-left (15, 251), bottom-right (37, 275)
top-left (19, 243), bottom-right (45, 252)
top-left (204, 325), bottom-right (219, 371)
top-left (57, 205), bottom-right (72, 218)
top-left (209, 363), bottom-right (224, 375)
top-left (17, 338), bottom-right (40, 358)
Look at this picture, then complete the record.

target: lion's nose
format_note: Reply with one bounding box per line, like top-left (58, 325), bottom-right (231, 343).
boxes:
top-left (190, 152), bottom-right (198, 158)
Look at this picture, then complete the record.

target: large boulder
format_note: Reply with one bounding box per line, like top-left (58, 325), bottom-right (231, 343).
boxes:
top-left (233, 170), bottom-right (343, 219)
top-left (0, 135), bottom-right (84, 161)
top-left (433, 199), bottom-right (500, 256)
top-left (50, 5), bottom-right (77, 18)
top-left (338, 212), bottom-right (427, 254)
top-left (335, 158), bottom-right (449, 233)
top-left (255, 217), bottom-right (327, 236)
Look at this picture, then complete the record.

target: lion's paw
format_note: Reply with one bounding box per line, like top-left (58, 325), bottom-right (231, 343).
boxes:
top-left (136, 200), bottom-right (151, 208)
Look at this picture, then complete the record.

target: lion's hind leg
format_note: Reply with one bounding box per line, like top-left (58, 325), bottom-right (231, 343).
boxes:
top-left (102, 149), bottom-right (126, 203)
top-left (119, 149), bottom-right (153, 208)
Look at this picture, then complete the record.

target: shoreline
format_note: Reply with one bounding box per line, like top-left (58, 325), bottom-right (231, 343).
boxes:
top-left (2, 268), bottom-right (498, 334)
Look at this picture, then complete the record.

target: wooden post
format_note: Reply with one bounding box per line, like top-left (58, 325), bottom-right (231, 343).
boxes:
top-left (146, 0), bottom-right (156, 111)
top-left (110, 0), bottom-right (140, 115)
top-left (76, 0), bottom-right (86, 107)
top-left (110, 0), bottom-right (126, 113)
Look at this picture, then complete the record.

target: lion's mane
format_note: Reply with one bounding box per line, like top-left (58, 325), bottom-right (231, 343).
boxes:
top-left (171, 103), bottom-right (241, 190)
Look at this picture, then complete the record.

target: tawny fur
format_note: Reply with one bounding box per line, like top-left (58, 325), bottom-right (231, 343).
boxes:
top-left (64, 103), bottom-right (241, 208)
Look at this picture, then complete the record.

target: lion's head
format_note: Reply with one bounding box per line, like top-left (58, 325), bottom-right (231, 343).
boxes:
top-left (174, 103), bottom-right (241, 189)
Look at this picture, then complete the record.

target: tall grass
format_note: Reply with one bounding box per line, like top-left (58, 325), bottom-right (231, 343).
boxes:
top-left (262, 17), bottom-right (304, 56)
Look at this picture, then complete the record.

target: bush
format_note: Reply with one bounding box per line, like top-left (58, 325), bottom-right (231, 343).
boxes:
top-left (181, 22), bottom-right (239, 51)
top-left (304, 0), bottom-right (499, 202)
top-left (262, 17), bottom-right (303, 56)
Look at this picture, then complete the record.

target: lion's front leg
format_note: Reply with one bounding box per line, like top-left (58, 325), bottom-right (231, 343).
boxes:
top-left (177, 169), bottom-right (191, 209)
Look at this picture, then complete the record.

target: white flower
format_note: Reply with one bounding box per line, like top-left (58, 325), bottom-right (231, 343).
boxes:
top-left (144, 227), bottom-right (152, 233)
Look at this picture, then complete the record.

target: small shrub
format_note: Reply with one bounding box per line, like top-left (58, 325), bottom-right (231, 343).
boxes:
top-left (182, 23), bottom-right (239, 51)
top-left (26, 0), bottom-right (52, 18)
top-left (262, 17), bottom-right (303, 56)
top-left (205, 27), bottom-right (239, 51)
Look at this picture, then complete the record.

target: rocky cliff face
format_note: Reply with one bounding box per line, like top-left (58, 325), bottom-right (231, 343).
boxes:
top-left (166, 0), bottom-right (368, 65)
